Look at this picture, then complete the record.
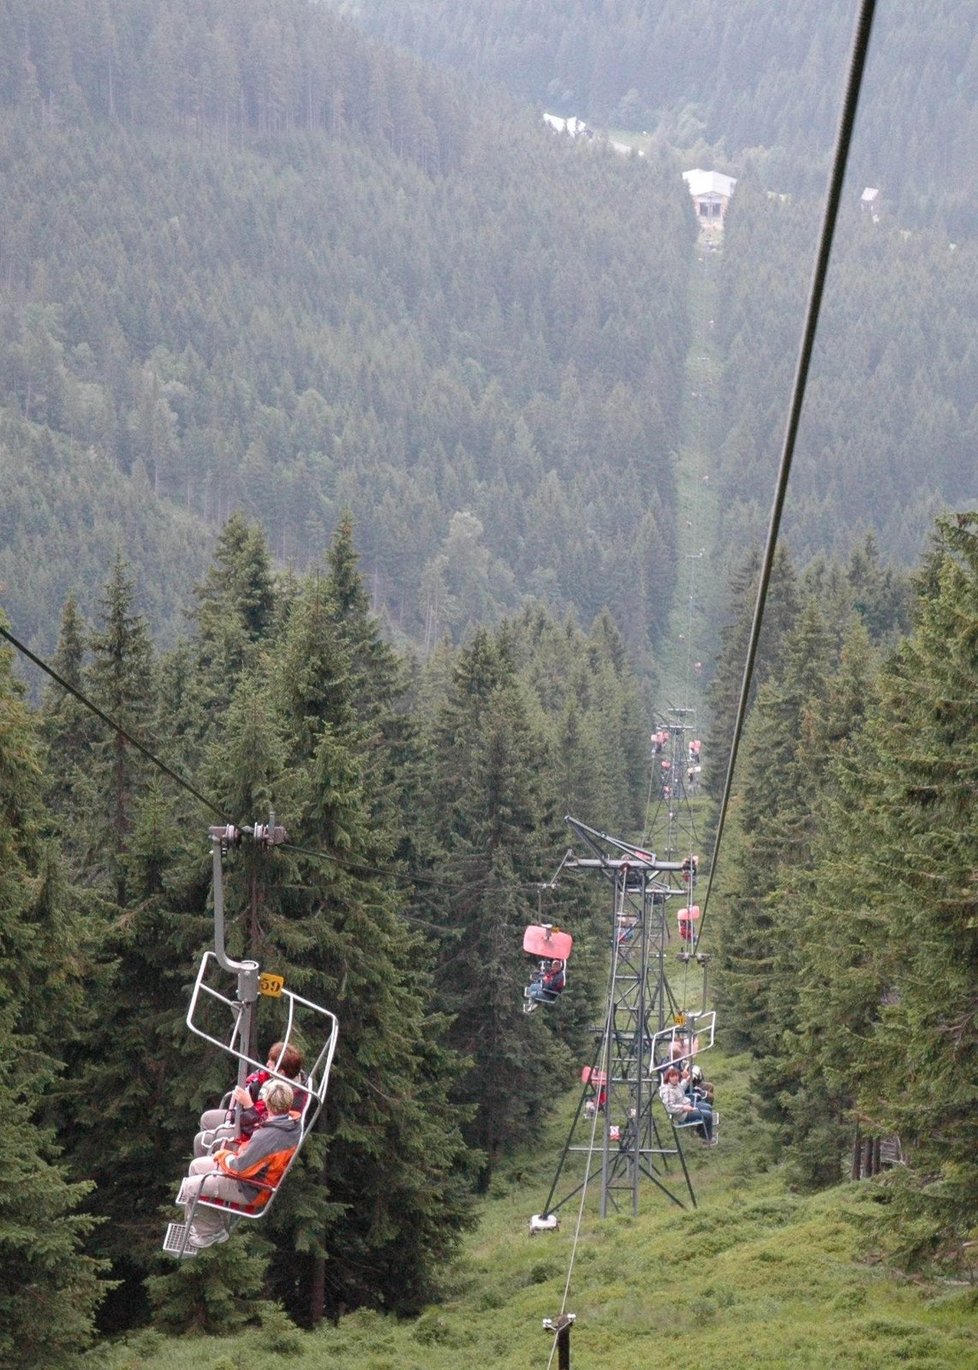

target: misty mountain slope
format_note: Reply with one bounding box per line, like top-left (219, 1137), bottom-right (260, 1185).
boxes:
top-left (348, 0), bottom-right (978, 233)
top-left (713, 178), bottom-right (978, 566)
top-left (346, 0), bottom-right (978, 574)
top-left (0, 0), bottom-right (695, 659)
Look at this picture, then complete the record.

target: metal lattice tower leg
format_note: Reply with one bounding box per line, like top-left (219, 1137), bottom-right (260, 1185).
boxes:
top-left (537, 821), bottom-right (700, 1220)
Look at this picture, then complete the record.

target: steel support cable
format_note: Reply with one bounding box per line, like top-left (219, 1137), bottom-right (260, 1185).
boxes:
top-left (0, 620), bottom-right (476, 898)
top-left (281, 838), bottom-right (464, 890)
top-left (0, 622), bottom-right (234, 825)
top-left (544, 886), bottom-right (625, 1369)
top-left (697, 0), bottom-right (878, 946)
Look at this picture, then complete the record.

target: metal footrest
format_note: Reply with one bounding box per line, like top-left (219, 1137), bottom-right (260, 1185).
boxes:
top-left (163, 1222), bottom-right (197, 1258)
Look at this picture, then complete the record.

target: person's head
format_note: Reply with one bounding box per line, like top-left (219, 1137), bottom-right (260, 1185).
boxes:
top-left (267, 1042), bottom-right (303, 1078)
top-left (664, 1067), bottom-right (681, 1083)
top-left (551, 959), bottom-right (563, 971)
top-left (669, 1040), bottom-right (685, 1059)
top-left (261, 1080), bottom-right (294, 1115)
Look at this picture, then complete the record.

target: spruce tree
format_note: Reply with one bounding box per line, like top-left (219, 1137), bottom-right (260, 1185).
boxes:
top-left (423, 627), bottom-right (569, 1188)
top-left (0, 624), bottom-right (106, 1364)
top-left (820, 515), bottom-right (978, 1262)
top-left (713, 601), bottom-right (835, 1053)
top-left (192, 511), bottom-right (277, 723)
top-left (83, 553), bottom-right (156, 904)
top-left (776, 624), bottom-right (885, 1187)
top-left (704, 544), bottom-right (801, 802)
top-left (179, 571), bottom-right (475, 1326)
top-left (59, 778), bottom-right (223, 1329)
top-left (40, 591), bottom-right (98, 825)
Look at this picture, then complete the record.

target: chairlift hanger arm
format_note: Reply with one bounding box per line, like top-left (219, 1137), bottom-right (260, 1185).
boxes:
top-left (565, 856), bottom-right (687, 875)
top-left (208, 818), bottom-right (288, 975)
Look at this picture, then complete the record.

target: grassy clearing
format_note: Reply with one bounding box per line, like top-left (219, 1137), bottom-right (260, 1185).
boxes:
top-left (657, 249), bottom-right (723, 714)
top-left (91, 1052), bottom-right (978, 1369)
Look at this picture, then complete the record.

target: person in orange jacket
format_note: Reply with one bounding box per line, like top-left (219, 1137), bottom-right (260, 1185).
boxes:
top-left (178, 1080), bottom-right (300, 1250)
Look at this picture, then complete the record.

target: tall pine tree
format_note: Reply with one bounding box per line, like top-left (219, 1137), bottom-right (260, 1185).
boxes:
top-left (0, 621), bottom-right (106, 1364)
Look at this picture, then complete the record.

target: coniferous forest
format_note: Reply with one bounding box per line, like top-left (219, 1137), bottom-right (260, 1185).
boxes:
top-left (0, 0), bottom-right (691, 670)
top-left (350, 0), bottom-right (978, 230)
top-left (4, 1), bottom-right (978, 1366)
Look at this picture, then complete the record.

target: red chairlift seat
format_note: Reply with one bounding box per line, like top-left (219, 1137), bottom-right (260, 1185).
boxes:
top-left (522, 924), bottom-right (572, 1014)
top-left (523, 924), bottom-right (573, 960)
top-left (677, 904), bottom-right (701, 944)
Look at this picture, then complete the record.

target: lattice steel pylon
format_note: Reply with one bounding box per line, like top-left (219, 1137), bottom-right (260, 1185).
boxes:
top-left (534, 816), bottom-right (709, 1221)
top-left (648, 707), bottom-right (701, 851)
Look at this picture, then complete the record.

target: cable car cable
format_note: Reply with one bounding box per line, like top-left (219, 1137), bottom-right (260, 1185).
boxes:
top-left (0, 620), bottom-right (483, 900)
top-left (0, 621), bottom-right (234, 825)
top-left (280, 838), bottom-right (464, 890)
top-left (697, 0), bottom-right (878, 946)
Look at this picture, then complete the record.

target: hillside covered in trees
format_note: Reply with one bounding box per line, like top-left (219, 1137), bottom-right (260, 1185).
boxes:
top-left (713, 179), bottom-right (978, 565)
top-left (349, 0), bottom-right (978, 233)
top-left (3, 511), bottom-right (649, 1354)
top-left (706, 511), bottom-right (978, 1270)
top-left (10, 504), bottom-right (978, 1364)
top-left (6, 3), bottom-right (978, 1362)
top-left (0, 0), bottom-right (693, 669)
top-left (337, 1), bottom-right (978, 574)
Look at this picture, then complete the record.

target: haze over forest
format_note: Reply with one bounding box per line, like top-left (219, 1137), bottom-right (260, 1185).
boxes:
top-left (3, 0), bottom-right (977, 668)
top-left (4, 3), bottom-right (978, 1366)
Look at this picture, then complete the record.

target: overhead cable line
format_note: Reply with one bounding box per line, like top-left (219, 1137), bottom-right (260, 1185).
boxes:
top-left (3, 618), bottom-right (464, 892)
top-left (280, 838), bottom-right (464, 892)
top-left (697, 0), bottom-right (878, 944)
top-left (0, 622), bottom-right (233, 825)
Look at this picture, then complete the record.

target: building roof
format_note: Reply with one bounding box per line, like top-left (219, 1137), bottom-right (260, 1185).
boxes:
top-left (543, 113), bottom-right (589, 137)
top-left (861, 186), bottom-right (881, 203)
top-left (682, 168), bottom-right (737, 199)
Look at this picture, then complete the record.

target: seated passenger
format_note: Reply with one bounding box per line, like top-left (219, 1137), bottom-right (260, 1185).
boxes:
top-left (584, 1084), bottom-right (608, 1119)
top-left (526, 958), bottom-right (566, 1005)
top-left (195, 1041), bottom-right (305, 1158)
top-left (658, 1066), bottom-right (713, 1143)
top-left (689, 1063), bottom-right (714, 1105)
top-left (653, 1040), bottom-right (687, 1087)
top-left (178, 1081), bottom-right (299, 1250)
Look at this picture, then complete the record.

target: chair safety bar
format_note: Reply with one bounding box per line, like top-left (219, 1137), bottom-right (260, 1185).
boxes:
top-left (648, 1010), bottom-right (716, 1072)
top-left (186, 949), bottom-right (339, 1128)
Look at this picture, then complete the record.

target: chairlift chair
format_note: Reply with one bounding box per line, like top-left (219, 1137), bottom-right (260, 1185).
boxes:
top-left (677, 904), bottom-right (701, 947)
top-left (165, 951), bottom-right (339, 1258)
top-left (522, 923), bottom-right (573, 1014)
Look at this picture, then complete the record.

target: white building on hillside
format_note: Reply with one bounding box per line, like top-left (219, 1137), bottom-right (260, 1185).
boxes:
top-left (543, 112), bottom-right (591, 138)
top-left (682, 168), bottom-right (737, 224)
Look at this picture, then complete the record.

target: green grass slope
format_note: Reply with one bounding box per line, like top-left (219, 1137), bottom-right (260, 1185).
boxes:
top-left (90, 1051), bottom-right (978, 1369)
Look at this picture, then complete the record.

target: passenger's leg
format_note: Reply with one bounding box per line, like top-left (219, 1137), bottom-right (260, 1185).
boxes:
top-left (181, 1159), bottom-right (243, 1248)
top-left (198, 1108), bottom-right (230, 1133)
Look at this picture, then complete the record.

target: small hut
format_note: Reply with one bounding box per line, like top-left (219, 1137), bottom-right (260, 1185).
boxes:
top-left (682, 168), bottom-right (737, 223)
